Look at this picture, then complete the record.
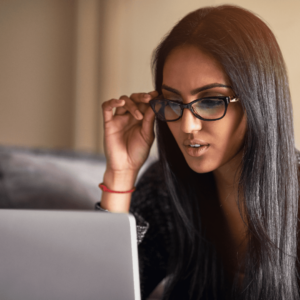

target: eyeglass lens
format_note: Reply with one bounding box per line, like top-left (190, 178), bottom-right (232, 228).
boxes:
top-left (153, 98), bottom-right (226, 121)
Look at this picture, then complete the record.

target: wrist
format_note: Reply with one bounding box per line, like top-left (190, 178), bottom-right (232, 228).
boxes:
top-left (103, 169), bottom-right (138, 192)
top-left (99, 183), bottom-right (135, 194)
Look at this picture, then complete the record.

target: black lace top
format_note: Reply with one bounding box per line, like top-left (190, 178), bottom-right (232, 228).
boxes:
top-left (130, 162), bottom-right (173, 299)
top-left (96, 150), bottom-right (300, 300)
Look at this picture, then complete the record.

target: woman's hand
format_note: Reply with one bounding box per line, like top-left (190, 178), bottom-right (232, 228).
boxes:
top-left (102, 91), bottom-right (158, 178)
top-left (100, 91), bottom-right (157, 212)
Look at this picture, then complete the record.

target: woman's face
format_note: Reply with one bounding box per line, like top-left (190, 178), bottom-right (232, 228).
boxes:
top-left (163, 45), bottom-right (247, 174)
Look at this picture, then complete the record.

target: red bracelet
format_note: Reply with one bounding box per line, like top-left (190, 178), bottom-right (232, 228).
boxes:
top-left (98, 183), bottom-right (136, 194)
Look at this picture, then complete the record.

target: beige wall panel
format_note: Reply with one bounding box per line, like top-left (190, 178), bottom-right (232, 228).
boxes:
top-left (0, 0), bottom-right (75, 149)
top-left (74, 0), bottom-right (101, 153)
top-left (214, 0), bottom-right (300, 148)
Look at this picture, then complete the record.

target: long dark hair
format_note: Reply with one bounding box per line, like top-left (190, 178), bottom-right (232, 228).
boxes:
top-left (152, 5), bottom-right (299, 299)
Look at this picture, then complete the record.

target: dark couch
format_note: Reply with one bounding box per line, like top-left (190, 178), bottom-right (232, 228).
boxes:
top-left (0, 146), bottom-right (107, 210)
top-left (0, 145), bottom-right (157, 210)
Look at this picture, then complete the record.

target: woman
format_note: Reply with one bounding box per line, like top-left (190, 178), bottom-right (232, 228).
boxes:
top-left (99, 5), bottom-right (300, 299)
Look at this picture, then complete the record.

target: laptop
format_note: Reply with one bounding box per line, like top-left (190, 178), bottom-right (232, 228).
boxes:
top-left (0, 209), bottom-right (140, 300)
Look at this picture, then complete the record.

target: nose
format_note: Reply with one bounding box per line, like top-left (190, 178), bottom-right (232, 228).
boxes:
top-left (180, 108), bottom-right (203, 133)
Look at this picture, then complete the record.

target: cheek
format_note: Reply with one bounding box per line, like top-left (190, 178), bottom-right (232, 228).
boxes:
top-left (224, 106), bottom-right (247, 146)
top-left (212, 108), bottom-right (247, 164)
top-left (165, 106), bottom-right (247, 173)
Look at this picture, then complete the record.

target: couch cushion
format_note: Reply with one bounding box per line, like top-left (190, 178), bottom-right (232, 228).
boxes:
top-left (0, 146), bottom-right (106, 210)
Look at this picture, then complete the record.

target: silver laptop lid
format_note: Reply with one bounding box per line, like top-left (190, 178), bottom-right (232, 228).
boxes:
top-left (0, 210), bottom-right (140, 300)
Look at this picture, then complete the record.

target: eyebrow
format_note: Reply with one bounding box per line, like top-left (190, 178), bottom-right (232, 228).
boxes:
top-left (161, 83), bottom-right (232, 95)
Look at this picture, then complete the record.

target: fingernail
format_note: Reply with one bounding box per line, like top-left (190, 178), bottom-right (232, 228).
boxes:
top-left (144, 94), bottom-right (150, 99)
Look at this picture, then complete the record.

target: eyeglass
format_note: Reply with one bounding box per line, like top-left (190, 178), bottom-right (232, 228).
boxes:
top-left (149, 96), bottom-right (240, 122)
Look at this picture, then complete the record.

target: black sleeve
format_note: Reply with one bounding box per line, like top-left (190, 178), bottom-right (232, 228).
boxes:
top-left (130, 161), bottom-right (173, 300)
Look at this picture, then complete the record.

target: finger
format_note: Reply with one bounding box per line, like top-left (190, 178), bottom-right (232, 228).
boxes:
top-left (147, 90), bottom-right (159, 99)
top-left (115, 106), bottom-right (127, 115)
top-left (102, 99), bottom-right (125, 123)
top-left (120, 95), bottom-right (143, 120)
top-left (133, 103), bottom-right (148, 116)
top-left (130, 91), bottom-right (158, 104)
top-left (139, 91), bottom-right (159, 103)
top-left (130, 92), bottom-right (150, 103)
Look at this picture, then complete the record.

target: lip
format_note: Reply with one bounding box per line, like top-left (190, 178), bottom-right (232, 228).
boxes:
top-left (183, 139), bottom-right (210, 157)
top-left (183, 139), bottom-right (209, 147)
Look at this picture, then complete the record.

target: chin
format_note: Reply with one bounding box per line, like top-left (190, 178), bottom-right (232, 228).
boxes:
top-left (184, 155), bottom-right (218, 174)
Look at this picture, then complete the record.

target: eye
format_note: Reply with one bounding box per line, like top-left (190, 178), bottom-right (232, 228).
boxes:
top-left (192, 98), bottom-right (226, 119)
top-left (203, 99), bottom-right (223, 108)
top-left (150, 99), bottom-right (182, 121)
top-left (166, 101), bottom-right (182, 117)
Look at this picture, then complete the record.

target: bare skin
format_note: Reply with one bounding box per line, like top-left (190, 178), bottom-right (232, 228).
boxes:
top-left (101, 45), bottom-right (248, 278)
top-left (101, 91), bottom-right (157, 212)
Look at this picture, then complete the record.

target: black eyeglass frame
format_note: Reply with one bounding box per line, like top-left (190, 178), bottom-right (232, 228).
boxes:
top-left (149, 96), bottom-right (240, 122)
